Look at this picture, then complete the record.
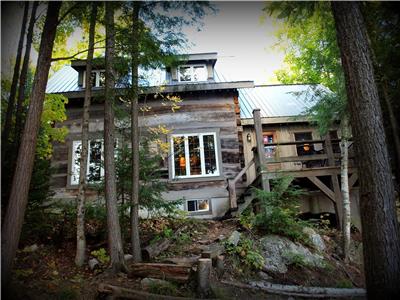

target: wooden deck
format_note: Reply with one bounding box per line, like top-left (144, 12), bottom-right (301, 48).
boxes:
top-left (228, 108), bottom-right (358, 228)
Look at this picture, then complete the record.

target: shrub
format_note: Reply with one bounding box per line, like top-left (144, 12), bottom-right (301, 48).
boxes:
top-left (225, 237), bottom-right (265, 270)
top-left (251, 176), bottom-right (310, 243)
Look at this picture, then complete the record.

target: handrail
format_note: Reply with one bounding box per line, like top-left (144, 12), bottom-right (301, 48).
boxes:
top-left (232, 158), bottom-right (255, 185)
top-left (228, 158), bottom-right (255, 210)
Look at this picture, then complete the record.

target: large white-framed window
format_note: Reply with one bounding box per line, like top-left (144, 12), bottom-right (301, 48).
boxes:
top-left (83, 70), bottom-right (106, 88)
top-left (178, 64), bottom-right (207, 82)
top-left (171, 132), bottom-right (219, 179)
top-left (70, 140), bottom-right (104, 185)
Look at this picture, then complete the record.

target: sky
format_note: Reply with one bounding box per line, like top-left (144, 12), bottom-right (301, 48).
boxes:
top-left (1, 1), bottom-right (285, 85)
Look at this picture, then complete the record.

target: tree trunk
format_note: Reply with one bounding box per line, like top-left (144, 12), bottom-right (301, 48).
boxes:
top-left (332, 2), bottom-right (400, 298)
top-left (14, 1), bottom-right (39, 151)
top-left (1, 2), bottom-right (62, 287)
top-left (105, 1), bottom-right (127, 273)
top-left (382, 78), bottom-right (400, 182)
top-left (130, 1), bottom-right (142, 263)
top-left (2, 1), bottom-right (29, 161)
top-left (340, 115), bottom-right (351, 261)
top-left (128, 263), bottom-right (191, 282)
top-left (75, 2), bottom-right (98, 267)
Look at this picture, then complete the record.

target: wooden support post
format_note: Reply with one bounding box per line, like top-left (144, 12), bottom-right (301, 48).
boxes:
top-left (228, 179), bottom-right (237, 210)
top-left (307, 176), bottom-right (335, 201)
top-left (216, 255), bottom-right (225, 279)
top-left (197, 258), bottom-right (212, 298)
top-left (253, 109), bottom-right (270, 192)
top-left (325, 134), bottom-right (343, 229)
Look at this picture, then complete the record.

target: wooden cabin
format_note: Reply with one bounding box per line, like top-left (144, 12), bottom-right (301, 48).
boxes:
top-left (46, 53), bottom-right (253, 218)
top-left (46, 53), bottom-right (360, 227)
top-left (234, 85), bottom-right (360, 229)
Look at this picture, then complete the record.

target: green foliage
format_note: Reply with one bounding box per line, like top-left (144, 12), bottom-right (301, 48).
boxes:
top-left (225, 237), bottom-right (265, 270)
top-left (265, 2), bottom-right (347, 135)
top-left (251, 176), bottom-right (310, 243)
top-left (283, 251), bottom-right (309, 268)
top-left (37, 94), bottom-right (69, 159)
top-left (90, 248), bottom-right (110, 265)
top-left (148, 281), bottom-right (180, 297)
top-left (113, 127), bottom-right (182, 217)
top-left (336, 279), bottom-right (353, 288)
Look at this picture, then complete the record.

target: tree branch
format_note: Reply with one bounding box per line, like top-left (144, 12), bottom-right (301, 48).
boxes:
top-left (57, 3), bottom-right (79, 26)
top-left (51, 46), bottom-right (104, 62)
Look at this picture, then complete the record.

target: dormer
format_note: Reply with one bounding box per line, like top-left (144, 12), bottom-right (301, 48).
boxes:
top-left (71, 58), bottom-right (105, 88)
top-left (167, 52), bottom-right (217, 84)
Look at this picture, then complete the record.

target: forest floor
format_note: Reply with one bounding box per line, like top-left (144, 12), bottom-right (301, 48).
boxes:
top-left (8, 217), bottom-right (365, 299)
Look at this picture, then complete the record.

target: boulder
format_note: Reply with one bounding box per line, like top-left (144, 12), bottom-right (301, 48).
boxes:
top-left (227, 231), bottom-right (241, 246)
top-left (302, 227), bottom-right (326, 252)
top-left (260, 235), bottom-right (325, 274)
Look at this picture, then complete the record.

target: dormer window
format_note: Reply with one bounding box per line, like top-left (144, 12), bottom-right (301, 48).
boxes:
top-left (83, 70), bottom-right (106, 88)
top-left (178, 65), bottom-right (207, 82)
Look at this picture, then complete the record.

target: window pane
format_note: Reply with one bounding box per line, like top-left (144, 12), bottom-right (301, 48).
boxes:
top-left (187, 200), bottom-right (197, 212)
top-left (198, 200), bottom-right (209, 211)
top-left (99, 71), bottom-right (106, 87)
top-left (173, 136), bottom-right (186, 176)
top-left (263, 134), bottom-right (275, 158)
top-left (88, 141), bottom-right (102, 182)
top-left (193, 66), bottom-right (207, 81)
top-left (188, 136), bottom-right (201, 175)
top-left (294, 132), bottom-right (314, 156)
top-left (203, 135), bottom-right (217, 174)
top-left (179, 67), bottom-right (191, 82)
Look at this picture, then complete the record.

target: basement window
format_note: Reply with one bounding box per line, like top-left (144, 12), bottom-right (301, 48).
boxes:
top-left (171, 132), bottom-right (219, 179)
top-left (178, 65), bottom-right (207, 82)
top-left (187, 199), bottom-right (209, 212)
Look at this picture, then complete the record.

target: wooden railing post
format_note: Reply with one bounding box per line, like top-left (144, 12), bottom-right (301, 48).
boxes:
top-left (253, 109), bottom-right (270, 192)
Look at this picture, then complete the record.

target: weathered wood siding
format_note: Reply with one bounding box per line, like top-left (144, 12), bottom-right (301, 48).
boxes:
top-left (242, 122), bottom-right (329, 185)
top-left (50, 91), bottom-right (241, 217)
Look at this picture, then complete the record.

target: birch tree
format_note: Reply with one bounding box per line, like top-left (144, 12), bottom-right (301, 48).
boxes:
top-left (75, 2), bottom-right (98, 267)
top-left (265, 2), bottom-right (352, 258)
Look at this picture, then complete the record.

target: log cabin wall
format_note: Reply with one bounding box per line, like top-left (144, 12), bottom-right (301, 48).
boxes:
top-left (50, 90), bottom-right (242, 218)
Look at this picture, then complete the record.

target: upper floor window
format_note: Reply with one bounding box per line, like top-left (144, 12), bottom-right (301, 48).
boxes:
top-left (83, 70), bottom-right (106, 88)
top-left (178, 65), bottom-right (207, 82)
top-left (171, 132), bottom-right (219, 179)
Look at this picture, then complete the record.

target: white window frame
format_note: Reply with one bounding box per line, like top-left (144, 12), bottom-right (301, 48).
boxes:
top-left (177, 64), bottom-right (207, 82)
top-left (170, 132), bottom-right (220, 179)
top-left (83, 70), bottom-right (106, 88)
top-left (186, 199), bottom-right (210, 213)
top-left (70, 139), bottom-right (104, 185)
